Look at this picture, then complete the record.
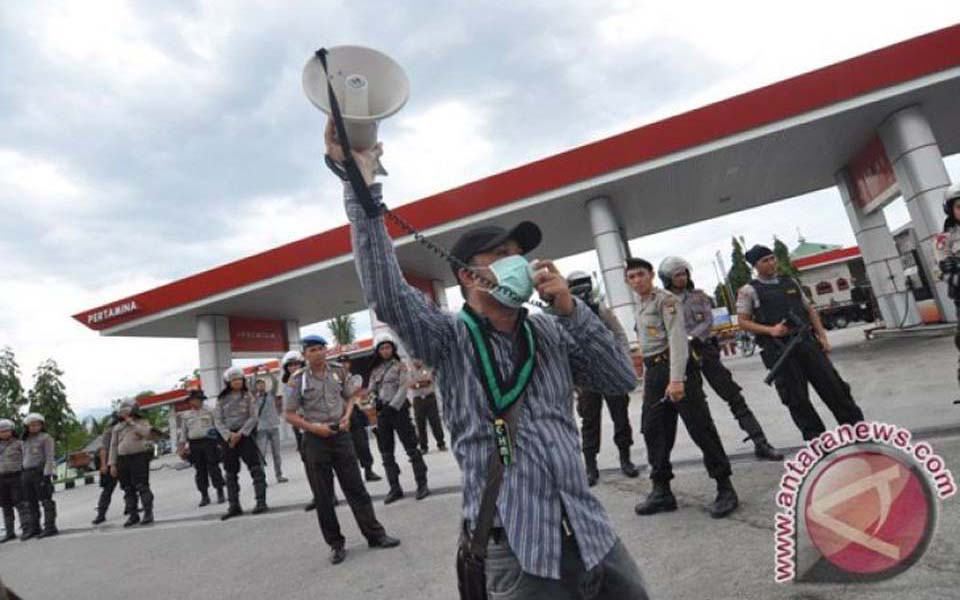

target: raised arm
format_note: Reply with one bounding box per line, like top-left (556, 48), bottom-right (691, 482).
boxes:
top-left (346, 183), bottom-right (456, 367)
top-left (599, 306), bottom-right (631, 356)
top-left (561, 299), bottom-right (638, 396)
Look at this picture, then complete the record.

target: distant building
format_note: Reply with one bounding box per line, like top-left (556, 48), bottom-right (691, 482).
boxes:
top-left (790, 238), bottom-right (875, 329)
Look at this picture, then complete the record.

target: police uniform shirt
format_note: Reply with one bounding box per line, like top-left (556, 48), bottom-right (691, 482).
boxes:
top-left (215, 391), bottom-right (259, 440)
top-left (178, 408), bottom-right (216, 444)
top-left (408, 365), bottom-right (435, 400)
top-left (736, 276), bottom-right (811, 319)
top-left (283, 366), bottom-right (356, 425)
top-left (679, 290), bottom-right (715, 341)
top-left (109, 419), bottom-right (153, 464)
top-left (0, 438), bottom-right (23, 474)
top-left (634, 288), bottom-right (689, 382)
top-left (369, 361), bottom-right (410, 410)
top-left (22, 432), bottom-right (55, 475)
top-left (935, 225), bottom-right (960, 277)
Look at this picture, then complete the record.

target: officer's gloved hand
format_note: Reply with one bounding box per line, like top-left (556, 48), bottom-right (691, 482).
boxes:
top-left (940, 256), bottom-right (960, 274)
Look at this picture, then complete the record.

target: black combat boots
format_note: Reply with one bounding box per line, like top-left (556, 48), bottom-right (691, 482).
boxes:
top-left (634, 481), bottom-right (678, 516)
top-left (710, 478), bottom-right (739, 519)
top-left (619, 448), bottom-right (640, 478)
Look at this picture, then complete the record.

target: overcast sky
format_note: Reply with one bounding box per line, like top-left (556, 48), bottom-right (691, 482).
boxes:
top-left (2, 1), bottom-right (959, 414)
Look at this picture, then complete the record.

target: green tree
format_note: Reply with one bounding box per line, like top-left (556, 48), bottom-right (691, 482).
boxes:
top-left (0, 346), bottom-right (27, 426)
top-left (63, 417), bottom-right (92, 456)
top-left (27, 359), bottom-right (74, 451)
top-left (714, 282), bottom-right (733, 311)
top-left (134, 391), bottom-right (168, 433)
top-left (177, 368), bottom-right (200, 389)
top-left (327, 314), bottom-right (356, 347)
top-left (773, 237), bottom-right (801, 279)
top-left (728, 237), bottom-right (753, 297)
top-left (83, 413), bottom-right (115, 437)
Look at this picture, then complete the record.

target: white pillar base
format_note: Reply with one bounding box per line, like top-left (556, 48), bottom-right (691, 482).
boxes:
top-left (587, 196), bottom-right (637, 343)
top-left (197, 315), bottom-right (232, 400)
top-left (879, 105), bottom-right (956, 322)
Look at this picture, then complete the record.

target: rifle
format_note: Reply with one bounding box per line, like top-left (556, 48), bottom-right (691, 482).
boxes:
top-left (763, 310), bottom-right (813, 386)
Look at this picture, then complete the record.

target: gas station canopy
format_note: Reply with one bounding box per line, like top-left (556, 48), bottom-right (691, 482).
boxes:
top-left (74, 25), bottom-right (960, 338)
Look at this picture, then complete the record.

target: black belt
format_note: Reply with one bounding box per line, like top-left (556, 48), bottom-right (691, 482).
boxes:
top-left (643, 350), bottom-right (669, 367)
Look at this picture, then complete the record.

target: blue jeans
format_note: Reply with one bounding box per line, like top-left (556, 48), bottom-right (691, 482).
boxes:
top-left (485, 535), bottom-right (649, 599)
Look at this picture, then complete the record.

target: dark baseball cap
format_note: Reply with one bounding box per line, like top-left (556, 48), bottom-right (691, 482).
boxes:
top-left (450, 221), bottom-right (542, 276)
top-left (745, 244), bottom-right (774, 266)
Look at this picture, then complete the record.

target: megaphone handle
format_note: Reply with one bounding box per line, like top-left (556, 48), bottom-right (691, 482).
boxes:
top-left (316, 48), bottom-right (382, 218)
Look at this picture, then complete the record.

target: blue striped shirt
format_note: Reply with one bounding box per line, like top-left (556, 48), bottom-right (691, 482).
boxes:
top-left (346, 184), bottom-right (638, 579)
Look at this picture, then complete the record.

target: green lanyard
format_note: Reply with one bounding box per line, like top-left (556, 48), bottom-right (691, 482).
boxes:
top-left (458, 307), bottom-right (537, 416)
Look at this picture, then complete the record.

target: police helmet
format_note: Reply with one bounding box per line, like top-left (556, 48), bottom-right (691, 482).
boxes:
top-left (658, 256), bottom-right (693, 290)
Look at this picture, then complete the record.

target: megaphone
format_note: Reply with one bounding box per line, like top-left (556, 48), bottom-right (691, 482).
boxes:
top-left (302, 45), bottom-right (410, 152)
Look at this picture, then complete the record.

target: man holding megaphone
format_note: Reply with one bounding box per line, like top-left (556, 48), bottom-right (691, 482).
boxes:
top-left (323, 118), bottom-right (650, 597)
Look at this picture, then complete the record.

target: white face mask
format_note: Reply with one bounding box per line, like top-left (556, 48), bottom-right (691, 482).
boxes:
top-left (483, 255), bottom-right (535, 308)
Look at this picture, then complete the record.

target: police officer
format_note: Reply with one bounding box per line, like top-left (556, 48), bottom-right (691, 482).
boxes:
top-left (215, 366), bottom-right (268, 520)
top-left (626, 258), bottom-right (738, 518)
top-left (0, 419), bottom-right (25, 542)
top-left (284, 334), bottom-right (400, 564)
top-left (737, 245), bottom-right (865, 441)
top-left (283, 351), bottom-right (320, 512)
top-left (91, 412), bottom-right (121, 525)
top-left (110, 399), bottom-right (156, 527)
top-left (338, 356), bottom-right (382, 482)
top-left (407, 359), bottom-right (447, 454)
top-left (934, 183), bottom-right (960, 397)
top-left (367, 334), bottom-right (430, 504)
top-left (566, 271), bottom-right (640, 486)
top-left (177, 390), bottom-right (226, 507)
top-left (658, 257), bottom-right (783, 461)
top-left (20, 413), bottom-right (57, 538)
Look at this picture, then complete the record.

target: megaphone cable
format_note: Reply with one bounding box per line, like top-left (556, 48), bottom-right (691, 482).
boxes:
top-left (315, 47), bottom-right (551, 311)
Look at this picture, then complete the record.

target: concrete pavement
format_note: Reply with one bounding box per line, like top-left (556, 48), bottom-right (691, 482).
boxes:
top-left (2, 324), bottom-right (959, 599)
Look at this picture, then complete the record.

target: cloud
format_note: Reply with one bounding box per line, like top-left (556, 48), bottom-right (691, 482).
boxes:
top-left (2, 1), bottom-right (959, 412)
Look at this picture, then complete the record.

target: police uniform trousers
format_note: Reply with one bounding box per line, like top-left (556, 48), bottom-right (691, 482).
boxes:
top-left (302, 430), bottom-right (386, 548)
top-left (0, 471), bottom-right (23, 536)
top-left (350, 410), bottom-right (375, 470)
top-left (641, 352), bottom-right (732, 483)
top-left (21, 467), bottom-right (56, 534)
top-left (95, 469), bottom-right (118, 516)
top-left (117, 451), bottom-right (153, 516)
top-left (295, 427), bottom-right (320, 503)
top-left (578, 390), bottom-right (633, 458)
top-left (375, 402), bottom-right (428, 490)
top-left (188, 438), bottom-right (225, 494)
top-left (412, 393), bottom-right (446, 452)
top-left (221, 431), bottom-right (266, 508)
top-left (697, 339), bottom-right (767, 441)
top-left (760, 337), bottom-right (864, 441)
